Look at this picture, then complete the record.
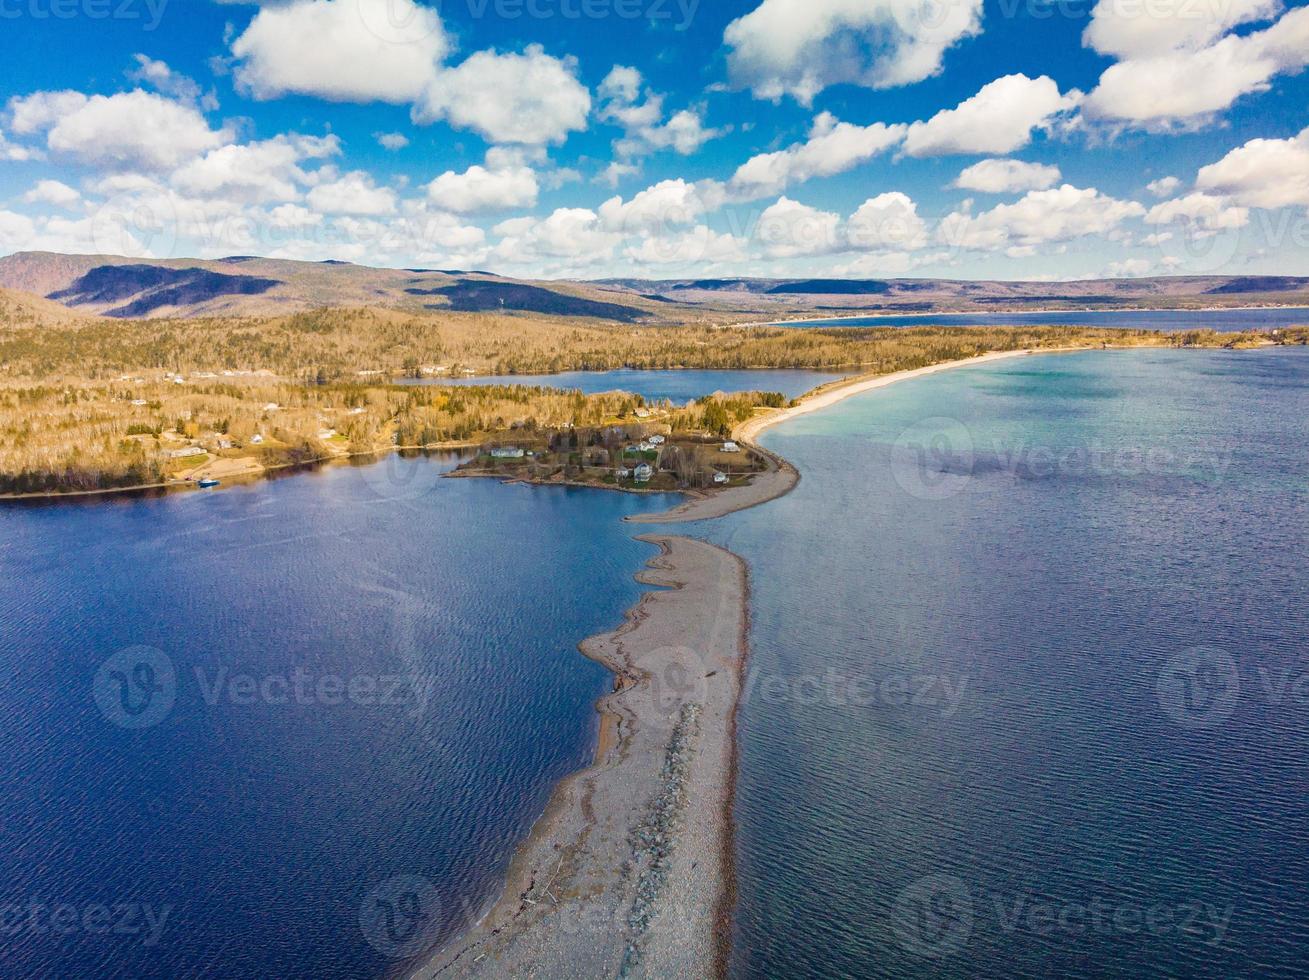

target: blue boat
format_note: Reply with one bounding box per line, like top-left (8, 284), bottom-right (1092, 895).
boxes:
top-left (198, 479), bottom-right (221, 489)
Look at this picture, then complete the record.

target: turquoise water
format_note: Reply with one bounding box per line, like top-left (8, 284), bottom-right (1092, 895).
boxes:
top-left (692, 348), bottom-right (1309, 977)
top-left (784, 307), bottom-right (1309, 332)
top-left (402, 367), bottom-right (847, 403)
top-left (0, 458), bottom-right (676, 977)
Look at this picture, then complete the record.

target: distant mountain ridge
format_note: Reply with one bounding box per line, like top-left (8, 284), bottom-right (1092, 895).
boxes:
top-left (2, 250), bottom-right (1307, 321)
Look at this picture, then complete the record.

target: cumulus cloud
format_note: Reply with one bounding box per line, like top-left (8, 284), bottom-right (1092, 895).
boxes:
top-left (1145, 192), bottom-right (1249, 232)
top-left (624, 226), bottom-right (748, 266)
top-left (22, 179), bottom-right (80, 209)
top-left (1081, 4), bottom-right (1309, 128)
top-left (306, 171), bottom-right (398, 215)
top-left (415, 46), bottom-right (590, 145)
top-left (955, 158), bottom-right (1061, 193)
top-left (1104, 257), bottom-right (1154, 277)
top-left (376, 132), bottom-right (410, 151)
top-left (727, 112), bottom-right (906, 199)
top-left (755, 196), bottom-right (842, 257)
top-left (598, 66), bottom-right (721, 163)
top-left (1146, 176), bottom-right (1181, 198)
top-left (903, 75), bottom-right (1079, 157)
top-left (491, 207), bottom-right (622, 266)
top-left (10, 89), bottom-right (229, 171)
top-left (939, 184), bottom-right (1146, 251)
top-left (846, 192), bottom-right (928, 251)
top-left (426, 162), bottom-right (539, 213)
top-left (171, 134), bottom-right (340, 204)
top-left (230, 0), bottom-right (448, 103)
top-left (598, 179), bottom-right (711, 235)
top-left (1196, 126), bottom-right (1309, 209)
top-left (724, 0), bottom-right (984, 103)
top-left (1084, 0), bottom-right (1279, 59)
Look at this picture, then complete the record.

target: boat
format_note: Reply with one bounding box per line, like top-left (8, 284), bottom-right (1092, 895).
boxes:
top-left (198, 479), bottom-right (221, 489)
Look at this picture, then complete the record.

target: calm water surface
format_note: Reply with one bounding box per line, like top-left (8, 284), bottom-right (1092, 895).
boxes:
top-left (0, 457), bottom-right (676, 978)
top-left (402, 367), bottom-right (847, 402)
top-left (694, 347), bottom-right (1309, 978)
top-left (784, 307), bottom-right (1309, 332)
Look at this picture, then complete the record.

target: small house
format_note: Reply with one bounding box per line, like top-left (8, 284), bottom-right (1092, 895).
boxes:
top-left (648, 435), bottom-right (665, 446)
top-left (490, 447), bottom-right (526, 459)
top-left (634, 463), bottom-right (654, 483)
top-left (250, 434), bottom-right (265, 445)
top-left (722, 440), bottom-right (741, 453)
top-left (713, 471), bottom-right (729, 485)
top-left (616, 466), bottom-right (632, 479)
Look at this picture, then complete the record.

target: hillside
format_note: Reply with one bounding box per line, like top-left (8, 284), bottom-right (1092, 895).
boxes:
top-left (0, 286), bottom-right (97, 328)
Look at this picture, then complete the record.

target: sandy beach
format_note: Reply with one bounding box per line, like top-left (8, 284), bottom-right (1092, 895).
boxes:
top-left (413, 534), bottom-right (746, 979)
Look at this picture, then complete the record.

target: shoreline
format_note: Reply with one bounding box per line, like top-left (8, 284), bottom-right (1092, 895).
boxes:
top-left (411, 534), bottom-right (748, 979)
top-left (741, 302), bottom-right (1309, 329)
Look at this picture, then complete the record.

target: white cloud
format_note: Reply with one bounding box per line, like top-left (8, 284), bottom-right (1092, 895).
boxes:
top-left (11, 89), bottom-right (229, 171)
top-left (23, 179), bottom-right (80, 209)
top-left (1082, 5), bottom-right (1309, 127)
top-left (128, 54), bottom-right (213, 108)
top-left (0, 210), bottom-right (36, 249)
top-left (306, 171), bottom-right (398, 215)
top-left (1145, 192), bottom-right (1250, 233)
top-left (755, 196), bottom-right (842, 257)
top-left (415, 45), bottom-right (590, 145)
top-left (426, 163), bottom-right (538, 213)
top-left (728, 112), bottom-right (906, 199)
top-left (376, 132), bottom-right (410, 151)
top-left (955, 158), bottom-right (1061, 193)
top-left (1105, 257), bottom-right (1153, 277)
top-left (172, 134), bottom-right (340, 204)
top-left (0, 129), bottom-right (40, 162)
top-left (625, 226), bottom-right (748, 266)
top-left (939, 184), bottom-right (1146, 250)
top-left (903, 74), bottom-right (1079, 157)
top-left (598, 66), bottom-right (722, 161)
top-left (598, 179), bottom-right (710, 234)
top-left (230, 0), bottom-right (448, 103)
top-left (491, 207), bottom-right (622, 265)
top-left (1196, 126), bottom-right (1309, 209)
top-left (724, 0), bottom-right (984, 103)
top-left (1084, 0), bottom-right (1279, 59)
top-left (1146, 176), bottom-right (1181, 198)
top-left (846, 192), bottom-right (928, 251)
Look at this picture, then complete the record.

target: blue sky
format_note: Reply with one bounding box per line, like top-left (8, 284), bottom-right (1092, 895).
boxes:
top-left (0, 0), bottom-right (1306, 280)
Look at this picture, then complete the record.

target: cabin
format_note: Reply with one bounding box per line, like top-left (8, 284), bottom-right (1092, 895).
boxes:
top-left (634, 463), bottom-right (654, 483)
top-left (722, 441), bottom-right (741, 453)
top-left (490, 447), bottom-right (526, 459)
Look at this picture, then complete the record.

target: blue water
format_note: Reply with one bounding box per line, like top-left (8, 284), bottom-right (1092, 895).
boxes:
top-left (0, 457), bottom-right (676, 978)
top-left (783, 307), bottom-right (1309, 332)
top-left (402, 367), bottom-right (847, 403)
top-left (690, 347), bottom-right (1309, 978)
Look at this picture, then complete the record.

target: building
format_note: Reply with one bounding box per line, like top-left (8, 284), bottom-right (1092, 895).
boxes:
top-left (722, 440), bottom-right (741, 453)
top-left (250, 434), bottom-right (264, 445)
top-left (713, 471), bottom-right (729, 484)
top-left (634, 463), bottom-right (654, 483)
top-left (490, 447), bottom-right (526, 459)
top-left (648, 434), bottom-right (665, 445)
top-left (616, 466), bottom-right (632, 479)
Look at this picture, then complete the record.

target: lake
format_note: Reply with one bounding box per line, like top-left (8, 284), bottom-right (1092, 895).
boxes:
top-left (690, 347), bottom-right (1309, 978)
top-left (401, 367), bottom-right (848, 402)
top-left (780, 307), bottom-right (1309, 332)
top-left (0, 457), bottom-right (677, 978)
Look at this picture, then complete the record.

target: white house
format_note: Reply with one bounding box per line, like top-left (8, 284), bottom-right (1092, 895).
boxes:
top-left (634, 463), bottom-right (654, 483)
top-left (490, 447), bottom-right (526, 459)
top-left (250, 434), bottom-right (264, 445)
top-left (722, 440), bottom-right (741, 453)
top-left (648, 434), bottom-right (666, 445)
top-left (713, 471), bottom-right (729, 484)
top-left (616, 466), bottom-right (632, 479)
